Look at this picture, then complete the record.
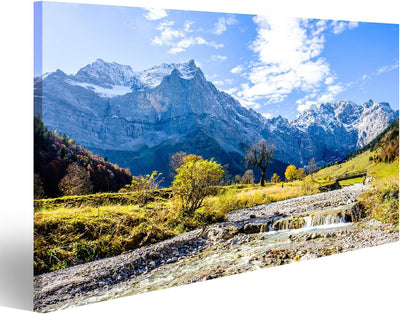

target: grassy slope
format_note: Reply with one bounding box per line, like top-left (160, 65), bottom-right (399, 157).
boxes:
top-left (313, 148), bottom-right (399, 182)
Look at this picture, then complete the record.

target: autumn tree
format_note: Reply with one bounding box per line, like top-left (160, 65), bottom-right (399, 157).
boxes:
top-left (285, 165), bottom-right (299, 182)
top-left (58, 162), bottom-right (93, 196)
top-left (241, 170), bottom-right (255, 184)
top-left (245, 140), bottom-right (275, 186)
top-left (169, 152), bottom-right (204, 176)
top-left (169, 151), bottom-right (187, 177)
top-left (172, 156), bottom-right (224, 216)
top-left (298, 168), bottom-right (307, 179)
top-left (234, 175), bottom-right (242, 184)
top-left (125, 171), bottom-right (164, 203)
top-left (271, 173), bottom-right (281, 183)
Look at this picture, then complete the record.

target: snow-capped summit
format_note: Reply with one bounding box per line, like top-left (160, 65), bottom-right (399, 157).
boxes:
top-left (292, 100), bottom-right (363, 132)
top-left (74, 58), bottom-right (136, 87)
top-left (134, 59), bottom-right (200, 89)
top-left (356, 100), bottom-right (397, 146)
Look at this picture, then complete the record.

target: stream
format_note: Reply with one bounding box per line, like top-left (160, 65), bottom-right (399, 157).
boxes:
top-left (80, 210), bottom-right (354, 305)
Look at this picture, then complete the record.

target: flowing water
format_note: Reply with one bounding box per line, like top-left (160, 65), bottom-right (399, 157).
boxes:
top-left (78, 210), bottom-right (354, 306)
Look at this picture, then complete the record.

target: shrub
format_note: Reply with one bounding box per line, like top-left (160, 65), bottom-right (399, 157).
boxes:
top-left (58, 162), bottom-right (93, 196)
top-left (301, 176), bottom-right (317, 194)
top-left (358, 177), bottom-right (399, 225)
top-left (123, 171), bottom-right (164, 203)
top-left (297, 168), bottom-right (307, 179)
top-left (241, 170), bottom-right (255, 184)
top-left (271, 173), bottom-right (281, 183)
top-left (172, 157), bottom-right (224, 216)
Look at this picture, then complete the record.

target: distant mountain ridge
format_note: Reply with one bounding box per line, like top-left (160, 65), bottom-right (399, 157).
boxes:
top-left (34, 59), bottom-right (398, 182)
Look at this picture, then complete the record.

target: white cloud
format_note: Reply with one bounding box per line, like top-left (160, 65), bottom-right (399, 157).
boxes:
top-left (213, 16), bottom-right (238, 35)
top-left (183, 21), bottom-right (194, 33)
top-left (152, 21), bottom-right (183, 46)
top-left (348, 21), bottom-right (359, 30)
top-left (295, 83), bottom-right (346, 112)
top-left (143, 8), bottom-right (167, 21)
top-left (222, 87), bottom-right (238, 95)
top-left (261, 112), bottom-right (273, 119)
top-left (296, 102), bottom-right (314, 113)
top-left (212, 78), bottom-right (233, 87)
top-left (324, 75), bottom-right (335, 85)
top-left (152, 21), bottom-right (223, 54)
top-left (317, 83), bottom-right (345, 103)
top-left (237, 16), bottom-right (335, 109)
top-left (377, 60), bottom-right (399, 75)
top-left (330, 20), bottom-right (359, 34)
top-left (211, 55), bottom-right (228, 62)
top-left (230, 65), bottom-right (244, 74)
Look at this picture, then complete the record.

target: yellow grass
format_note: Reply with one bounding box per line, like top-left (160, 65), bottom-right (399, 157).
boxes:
top-left (358, 175), bottom-right (399, 225)
top-left (314, 149), bottom-right (399, 183)
top-left (34, 201), bottom-right (182, 274)
top-left (203, 179), bottom-right (319, 217)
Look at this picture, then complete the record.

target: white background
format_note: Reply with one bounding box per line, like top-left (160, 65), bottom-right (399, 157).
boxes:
top-left (0, 0), bottom-right (399, 313)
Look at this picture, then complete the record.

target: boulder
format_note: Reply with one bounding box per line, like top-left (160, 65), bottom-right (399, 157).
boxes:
top-left (319, 181), bottom-right (341, 192)
top-left (273, 216), bottom-right (305, 230)
top-left (202, 225), bottom-right (238, 241)
top-left (346, 202), bottom-right (366, 222)
top-left (243, 224), bottom-right (261, 234)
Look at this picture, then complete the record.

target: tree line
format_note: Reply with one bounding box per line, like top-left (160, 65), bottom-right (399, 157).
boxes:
top-left (121, 139), bottom-right (318, 220)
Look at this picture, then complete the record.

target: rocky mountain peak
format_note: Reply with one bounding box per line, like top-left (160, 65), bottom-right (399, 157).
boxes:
top-left (135, 59), bottom-right (201, 89)
top-left (356, 100), bottom-right (397, 147)
top-left (74, 59), bottom-right (135, 87)
top-left (362, 99), bottom-right (375, 109)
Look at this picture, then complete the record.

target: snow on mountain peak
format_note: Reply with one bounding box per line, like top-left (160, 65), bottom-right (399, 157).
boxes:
top-left (56, 59), bottom-right (202, 97)
top-left (74, 59), bottom-right (136, 87)
top-left (356, 100), bottom-right (396, 147)
top-left (134, 59), bottom-right (200, 89)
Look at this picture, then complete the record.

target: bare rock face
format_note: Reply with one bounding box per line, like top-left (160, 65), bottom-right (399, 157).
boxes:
top-left (35, 59), bottom-right (397, 180)
top-left (356, 100), bottom-right (397, 147)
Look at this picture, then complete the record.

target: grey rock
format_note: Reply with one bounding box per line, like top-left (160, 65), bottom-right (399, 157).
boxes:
top-left (243, 224), bottom-right (261, 234)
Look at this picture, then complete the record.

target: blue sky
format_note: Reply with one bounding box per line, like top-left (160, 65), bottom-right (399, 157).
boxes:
top-left (35, 1), bottom-right (399, 120)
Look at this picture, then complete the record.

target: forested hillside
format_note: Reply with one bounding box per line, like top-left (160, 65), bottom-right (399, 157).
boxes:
top-left (34, 116), bottom-right (132, 198)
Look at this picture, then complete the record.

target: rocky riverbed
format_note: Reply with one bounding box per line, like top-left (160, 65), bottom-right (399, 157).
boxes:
top-left (34, 184), bottom-right (399, 312)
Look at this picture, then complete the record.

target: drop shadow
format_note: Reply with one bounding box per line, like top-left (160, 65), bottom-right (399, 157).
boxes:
top-left (0, 241), bottom-right (33, 311)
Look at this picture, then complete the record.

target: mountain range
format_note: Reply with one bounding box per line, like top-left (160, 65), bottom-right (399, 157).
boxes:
top-left (34, 59), bottom-right (398, 182)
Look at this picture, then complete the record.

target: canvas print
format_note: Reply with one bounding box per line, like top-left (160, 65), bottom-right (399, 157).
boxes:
top-left (33, 1), bottom-right (399, 312)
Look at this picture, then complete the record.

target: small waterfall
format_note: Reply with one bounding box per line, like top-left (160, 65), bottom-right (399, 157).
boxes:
top-left (273, 211), bottom-right (351, 231)
top-left (303, 213), bottom-right (346, 228)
